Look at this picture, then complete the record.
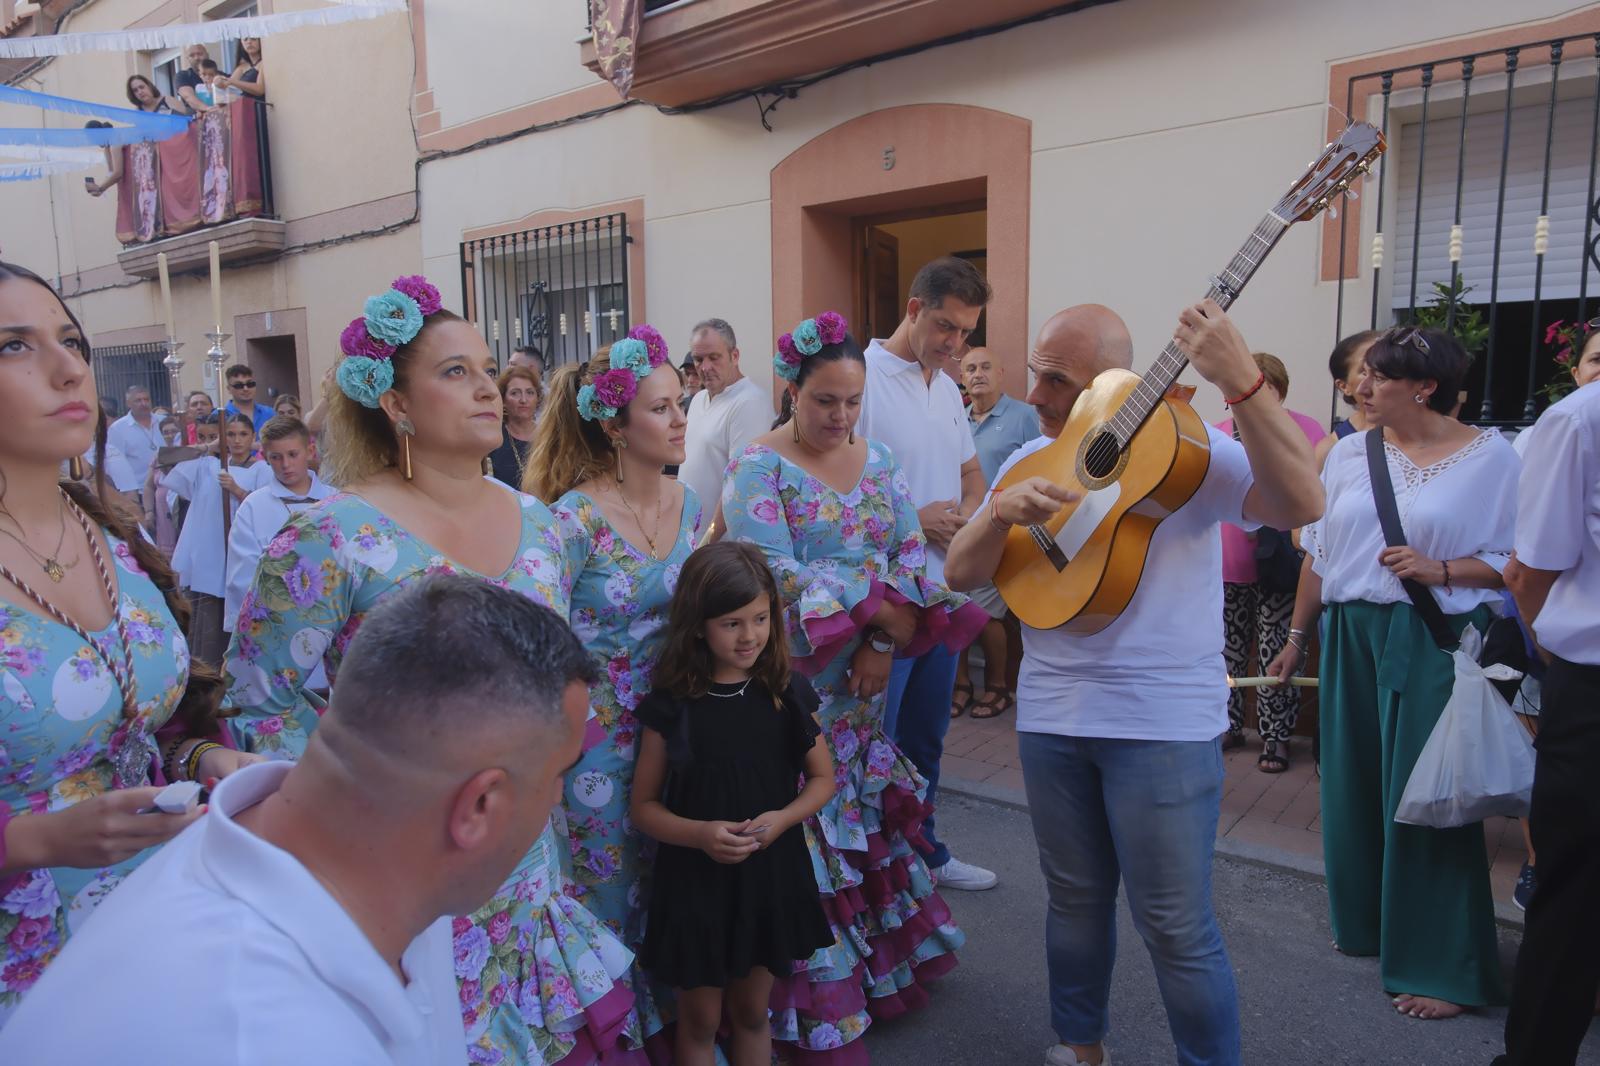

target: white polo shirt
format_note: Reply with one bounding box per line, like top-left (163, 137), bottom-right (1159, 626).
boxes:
top-left (106, 412), bottom-right (165, 493)
top-left (1514, 382), bottom-right (1600, 666)
top-left (0, 761), bottom-right (466, 1065)
top-left (858, 339), bottom-right (976, 583)
top-left (990, 426), bottom-right (1257, 742)
top-left (679, 375), bottom-right (772, 520)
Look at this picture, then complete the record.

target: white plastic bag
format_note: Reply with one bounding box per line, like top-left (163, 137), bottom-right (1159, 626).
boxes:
top-left (1394, 625), bottom-right (1537, 828)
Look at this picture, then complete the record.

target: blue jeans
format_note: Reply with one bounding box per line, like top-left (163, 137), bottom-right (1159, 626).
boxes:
top-left (1017, 731), bottom-right (1240, 1066)
top-left (884, 644), bottom-right (957, 870)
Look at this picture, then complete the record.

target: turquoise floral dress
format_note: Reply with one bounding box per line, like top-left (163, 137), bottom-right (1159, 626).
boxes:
top-left (0, 534), bottom-right (190, 1023)
top-left (723, 442), bottom-right (983, 1062)
top-left (224, 491), bottom-right (637, 1066)
top-left (551, 486), bottom-right (702, 1051)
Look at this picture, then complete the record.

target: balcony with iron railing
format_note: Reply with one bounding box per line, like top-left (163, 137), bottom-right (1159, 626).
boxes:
top-left (109, 92), bottom-right (282, 280)
top-left (578, 0), bottom-right (1112, 108)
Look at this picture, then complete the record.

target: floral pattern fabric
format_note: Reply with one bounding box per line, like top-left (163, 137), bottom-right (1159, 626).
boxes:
top-left (0, 535), bottom-right (189, 1022)
top-left (223, 491), bottom-right (635, 1065)
top-left (552, 487), bottom-right (702, 1048)
top-left (724, 442), bottom-right (977, 1061)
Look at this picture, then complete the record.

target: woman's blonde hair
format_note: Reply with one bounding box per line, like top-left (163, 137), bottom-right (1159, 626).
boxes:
top-left (322, 310), bottom-right (465, 486)
top-left (523, 346), bottom-right (622, 502)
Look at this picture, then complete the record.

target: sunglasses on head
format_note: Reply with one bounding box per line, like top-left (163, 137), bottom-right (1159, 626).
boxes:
top-left (229, 379), bottom-right (257, 388)
top-left (1387, 327), bottom-right (1430, 355)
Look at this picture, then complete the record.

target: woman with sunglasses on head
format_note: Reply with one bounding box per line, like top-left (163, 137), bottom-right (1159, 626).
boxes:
top-left (224, 276), bottom-right (635, 1066)
top-left (1266, 326), bottom-right (1520, 1021)
top-left (0, 262), bottom-right (257, 1022)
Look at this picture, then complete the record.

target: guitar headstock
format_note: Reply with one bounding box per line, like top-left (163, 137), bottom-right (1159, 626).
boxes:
top-left (1273, 122), bottom-right (1386, 224)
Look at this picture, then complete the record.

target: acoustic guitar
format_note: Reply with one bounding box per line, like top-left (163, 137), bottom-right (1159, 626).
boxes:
top-left (994, 122), bottom-right (1386, 632)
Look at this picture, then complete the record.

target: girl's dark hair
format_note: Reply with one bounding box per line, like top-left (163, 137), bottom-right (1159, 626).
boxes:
top-left (653, 541), bottom-right (790, 705)
top-left (226, 412), bottom-right (255, 431)
top-left (1328, 329), bottom-right (1381, 406)
top-left (125, 75), bottom-right (159, 108)
top-left (0, 261), bottom-right (225, 735)
top-left (1365, 327), bottom-right (1469, 415)
top-left (773, 331), bottom-right (866, 428)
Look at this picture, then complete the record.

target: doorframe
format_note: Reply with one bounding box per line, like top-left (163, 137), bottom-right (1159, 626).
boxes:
top-left (772, 105), bottom-right (1030, 397)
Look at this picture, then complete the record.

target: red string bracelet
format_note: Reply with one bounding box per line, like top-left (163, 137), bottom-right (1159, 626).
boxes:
top-left (1224, 371), bottom-right (1267, 407)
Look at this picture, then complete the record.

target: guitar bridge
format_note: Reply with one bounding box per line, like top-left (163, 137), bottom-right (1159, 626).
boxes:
top-left (1027, 523), bottom-right (1070, 572)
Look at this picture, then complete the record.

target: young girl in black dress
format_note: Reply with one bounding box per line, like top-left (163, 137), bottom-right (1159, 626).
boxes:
top-left (631, 541), bottom-right (836, 1066)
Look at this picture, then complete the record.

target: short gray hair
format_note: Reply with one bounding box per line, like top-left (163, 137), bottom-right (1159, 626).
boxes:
top-left (331, 574), bottom-right (595, 750)
top-left (125, 384), bottom-right (151, 398)
top-left (691, 318), bottom-right (737, 352)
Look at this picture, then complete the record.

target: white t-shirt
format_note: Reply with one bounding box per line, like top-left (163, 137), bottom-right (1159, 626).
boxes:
top-left (106, 413), bottom-right (164, 493)
top-left (166, 457), bottom-right (271, 597)
top-left (1301, 429), bottom-right (1518, 613)
top-left (225, 472), bottom-right (335, 632)
top-left (679, 375), bottom-right (772, 522)
top-left (0, 762), bottom-right (466, 1066)
top-left (992, 425), bottom-right (1256, 741)
top-left (1514, 382), bottom-right (1600, 665)
top-left (858, 339), bottom-right (976, 583)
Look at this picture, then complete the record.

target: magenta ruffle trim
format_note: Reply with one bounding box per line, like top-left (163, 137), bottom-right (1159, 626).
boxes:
top-left (794, 580), bottom-right (987, 675)
top-left (552, 983), bottom-right (670, 1066)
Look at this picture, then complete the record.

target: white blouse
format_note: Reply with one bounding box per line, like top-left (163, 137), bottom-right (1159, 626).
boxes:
top-left (1303, 428), bottom-right (1519, 612)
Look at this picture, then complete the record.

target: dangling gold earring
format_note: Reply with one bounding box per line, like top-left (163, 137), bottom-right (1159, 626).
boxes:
top-left (396, 417), bottom-right (415, 480)
top-left (792, 419), bottom-right (801, 444)
top-left (68, 455), bottom-right (85, 480)
top-left (848, 427), bottom-right (855, 445)
top-left (612, 438), bottom-right (625, 484)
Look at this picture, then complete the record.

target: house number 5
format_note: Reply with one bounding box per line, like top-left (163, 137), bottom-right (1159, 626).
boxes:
top-left (883, 146), bottom-right (895, 171)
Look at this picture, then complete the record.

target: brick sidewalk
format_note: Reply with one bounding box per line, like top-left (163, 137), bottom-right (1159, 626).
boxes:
top-left (942, 708), bottom-right (1529, 914)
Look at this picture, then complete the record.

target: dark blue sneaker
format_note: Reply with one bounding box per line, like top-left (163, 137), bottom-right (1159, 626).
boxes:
top-left (1513, 862), bottom-right (1536, 912)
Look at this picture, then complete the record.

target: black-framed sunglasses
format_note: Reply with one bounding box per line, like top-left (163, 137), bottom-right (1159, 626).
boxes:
top-left (1387, 326), bottom-right (1430, 355)
top-left (229, 379), bottom-right (257, 389)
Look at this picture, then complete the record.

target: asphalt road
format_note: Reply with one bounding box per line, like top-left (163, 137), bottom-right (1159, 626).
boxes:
top-left (859, 794), bottom-right (1600, 1066)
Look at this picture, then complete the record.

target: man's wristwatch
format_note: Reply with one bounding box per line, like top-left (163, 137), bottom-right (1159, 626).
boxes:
top-left (864, 626), bottom-right (896, 654)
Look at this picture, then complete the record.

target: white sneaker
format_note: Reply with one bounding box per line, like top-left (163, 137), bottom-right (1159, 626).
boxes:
top-left (929, 856), bottom-right (998, 891)
top-left (1045, 1044), bottom-right (1109, 1066)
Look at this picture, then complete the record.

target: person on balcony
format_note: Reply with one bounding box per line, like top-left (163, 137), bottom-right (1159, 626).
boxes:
top-left (173, 44), bottom-right (216, 114)
top-left (84, 76), bottom-right (192, 241)
top-left (215, 36), bottom-right (266, 101)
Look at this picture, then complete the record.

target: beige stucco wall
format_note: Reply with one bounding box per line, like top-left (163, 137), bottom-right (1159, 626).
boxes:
top-left (424, 0), bottom-right (597, 130)
top-left (0, 0), bottom-right (420, 398)
top-left (417, 0), bottom-right (1589, 424)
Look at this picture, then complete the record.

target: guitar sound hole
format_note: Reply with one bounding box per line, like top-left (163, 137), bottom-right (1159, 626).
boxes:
top-left (1083, 431), bottom-right (1122, 480)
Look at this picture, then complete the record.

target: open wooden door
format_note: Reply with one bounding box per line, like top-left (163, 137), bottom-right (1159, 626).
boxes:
top-left (862, 227), bottom-right (900, 341)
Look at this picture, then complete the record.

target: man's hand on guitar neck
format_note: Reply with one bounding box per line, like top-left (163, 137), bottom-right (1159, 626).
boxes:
top-left (1173, 299), bottom-right (1259, 399)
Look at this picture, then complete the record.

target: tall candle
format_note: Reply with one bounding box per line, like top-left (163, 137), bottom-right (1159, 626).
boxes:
top-left (156, 252), bottom-right (176, 340)
top-left (208, 240), bottom-right (223, 331)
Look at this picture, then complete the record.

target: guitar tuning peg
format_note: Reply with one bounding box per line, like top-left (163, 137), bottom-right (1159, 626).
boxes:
top-left (1325, 203), bottom-right (1338, 221)
top-left (1345, 187), bottom-right (1359, 202)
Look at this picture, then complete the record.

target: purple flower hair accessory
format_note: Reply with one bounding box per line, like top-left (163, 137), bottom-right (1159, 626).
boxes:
top-left (627, 324), bottom-right (669, 368)
top-left (591, 368), bottom-right (639, 410)
top-left (391, 275), bottom-right (443, 317)
top-left (815, 310), bottom-right (849, 345)
top-left (339, 317), bottom-right (397, 361)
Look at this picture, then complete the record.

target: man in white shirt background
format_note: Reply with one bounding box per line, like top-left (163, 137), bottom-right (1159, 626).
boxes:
top-left (857, 257), bottom-right (994, 892)
top-left (0, 574), bottom-right (596, 1065)
top-left (106, 383), bottom-right (163, 502)
top-left (945, 302), bottom-right (1324, 1066)
top-left (1497, 380), bottom-right (1600, 1066)
top-left (679, 318), bottom-right (772, 525)
top-left (226, 415), bottom-right (334, 639)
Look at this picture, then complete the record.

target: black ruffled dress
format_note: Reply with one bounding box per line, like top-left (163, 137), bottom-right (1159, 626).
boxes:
top-left (636, 677), bottom-right (834, 990)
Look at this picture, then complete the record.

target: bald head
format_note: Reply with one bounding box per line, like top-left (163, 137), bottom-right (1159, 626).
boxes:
top-left (1026, 305), bottom-right (1134, 438)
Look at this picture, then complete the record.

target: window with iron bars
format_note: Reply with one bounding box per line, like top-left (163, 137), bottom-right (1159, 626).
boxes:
top-left (93, 342), bottom-right (175, 419)
top-left (1337, 33), bottom-right (1600, 425)
top-left (459, 213), bottom-right (632, 372)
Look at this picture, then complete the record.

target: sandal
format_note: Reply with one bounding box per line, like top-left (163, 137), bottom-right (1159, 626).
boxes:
top-left (970, 687), bottom-right (1013, 720)
top-left (1258, 739), bottom-right (1290, 774)
top-left (950, 682), bottom-right (975, 719)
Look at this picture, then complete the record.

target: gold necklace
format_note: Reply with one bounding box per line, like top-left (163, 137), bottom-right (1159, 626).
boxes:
top-left (0, 497), bottom-right (75, 582)
top-left (613, 478), bottom-right (662, 558)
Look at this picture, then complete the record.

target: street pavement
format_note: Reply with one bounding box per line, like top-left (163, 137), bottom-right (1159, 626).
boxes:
top-left (859, 794), bottom-right (1600, 1066)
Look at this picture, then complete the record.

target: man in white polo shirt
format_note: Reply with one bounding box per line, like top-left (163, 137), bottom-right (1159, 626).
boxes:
top-left (106, 383), bottom-right (163, 500)
top-left (0, 574), bottom-right (595, 1065)
top-left (1497, 380), bottom-right (1600, 1066)
top-left (945, 302), bottom-right (1323, 1066)
top-left (679, 318), bottom-right (772, 524)
top-left (858, 256), bottom-right (993, 891)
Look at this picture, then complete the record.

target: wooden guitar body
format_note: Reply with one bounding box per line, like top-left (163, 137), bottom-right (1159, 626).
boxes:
top-left (993, 369), bottom-right (1211, 633)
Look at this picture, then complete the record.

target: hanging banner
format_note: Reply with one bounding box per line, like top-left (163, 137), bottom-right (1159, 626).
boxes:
top-left (0, 159), bottom-right (96, 182)
top-left (0, 144), bottom-right (103, 163)
top-left (0, 0), bottom-right (406, 58)
top-left (0, 84), bottom-right (191, 136)
top-left (589, 0), bottom-right (642, 100)
top-left (0, 125), bottom-right (188, 148)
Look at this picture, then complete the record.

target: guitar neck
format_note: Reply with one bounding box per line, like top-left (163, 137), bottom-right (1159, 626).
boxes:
top-left (1108, 213), bottom-right (1291, 444)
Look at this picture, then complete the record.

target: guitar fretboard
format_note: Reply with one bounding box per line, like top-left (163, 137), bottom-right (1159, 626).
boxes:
top-left (1105, 214), bottom-right (1290, 447)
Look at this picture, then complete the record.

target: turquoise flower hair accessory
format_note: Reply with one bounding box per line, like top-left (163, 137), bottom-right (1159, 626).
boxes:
top-left (576, 383), bottom-right (618, 422)
top-left (774, 311), bottom-right (849, 383)
top-left (609, 338), bottom-right (652, 378)
top-left (336, 356), bottom-right (394, 409)
top-left (791, 318), bottom-right (822, 356)
top-left (364, 290), bottom-right (424, 347)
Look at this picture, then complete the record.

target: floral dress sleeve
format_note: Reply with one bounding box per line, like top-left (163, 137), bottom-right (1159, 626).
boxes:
top-left (724, 447), bottom-right (877, 671)
top-left (223, 508), bottom-right (351, 754)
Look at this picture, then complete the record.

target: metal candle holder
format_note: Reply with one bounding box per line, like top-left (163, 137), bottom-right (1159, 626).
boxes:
top-left (160, 337), bottom-right (185, 422)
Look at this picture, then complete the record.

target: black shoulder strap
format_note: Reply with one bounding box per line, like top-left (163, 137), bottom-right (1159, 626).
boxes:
top-left (1364, 429), bottom-right (1458, 651)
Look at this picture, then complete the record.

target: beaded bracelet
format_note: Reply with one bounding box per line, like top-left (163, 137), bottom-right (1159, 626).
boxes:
top-left (1442, 559), bottom-right (1452, 590)
top-left (1224, 371), bottom-right (1268, 407)
top-left (182, 742), bottom-right (223, 783)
